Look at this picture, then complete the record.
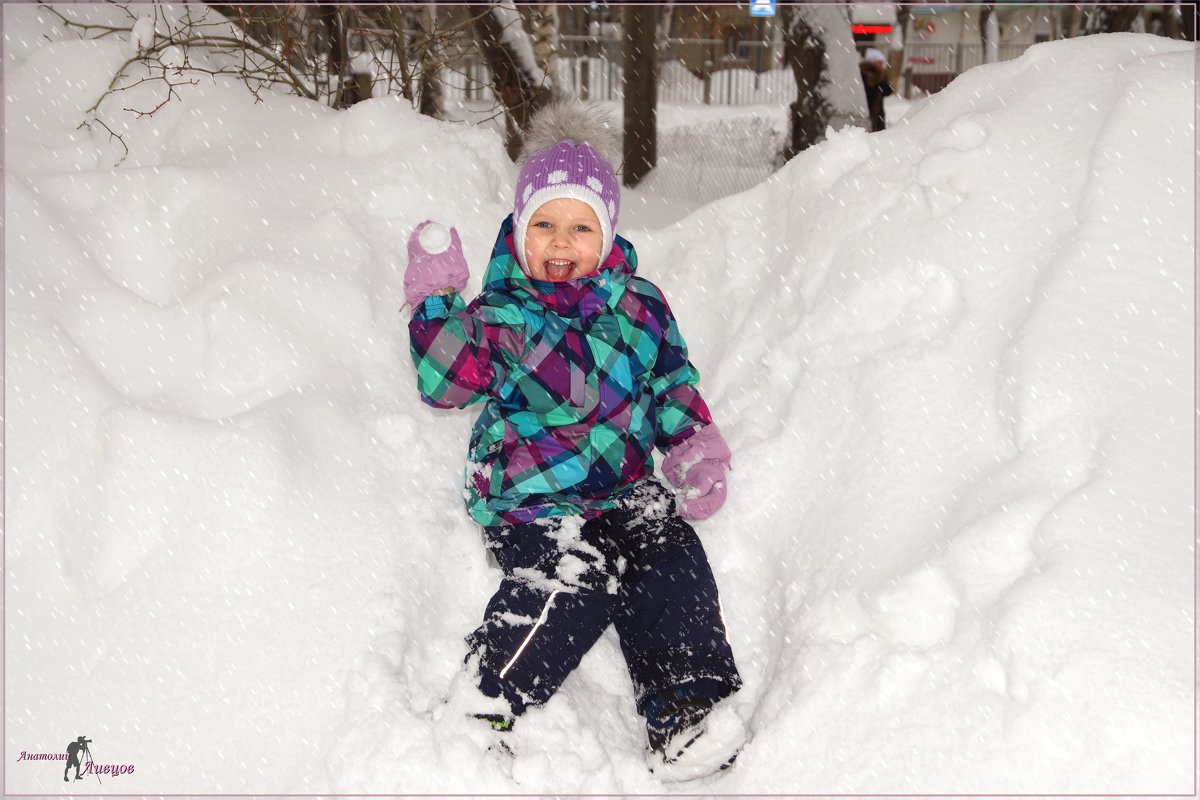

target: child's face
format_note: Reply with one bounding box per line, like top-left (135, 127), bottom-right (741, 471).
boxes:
top-left (523, 198), bottom-right (604, 282)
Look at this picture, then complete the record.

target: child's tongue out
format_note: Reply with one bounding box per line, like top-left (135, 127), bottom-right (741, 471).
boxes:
top-left (545, 258), bottom-right (576, 281)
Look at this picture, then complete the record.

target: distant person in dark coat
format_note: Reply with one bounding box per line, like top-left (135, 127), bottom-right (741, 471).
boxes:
top-left (860, 47), bottom-right (894, 132)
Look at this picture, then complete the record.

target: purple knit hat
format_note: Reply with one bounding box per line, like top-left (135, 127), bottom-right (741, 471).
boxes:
top-left (513, 103), bottom-right (621, 274)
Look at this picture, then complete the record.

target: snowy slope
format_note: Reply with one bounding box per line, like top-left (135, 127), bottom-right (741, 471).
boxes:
top-left (636, 33), bottom-right (1196, 793)
top-left (4, 4), bottom-right (1195, 793)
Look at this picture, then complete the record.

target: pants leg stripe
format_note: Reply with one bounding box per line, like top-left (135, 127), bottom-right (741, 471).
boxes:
top-left (499, 589), bottom-right (561, 679)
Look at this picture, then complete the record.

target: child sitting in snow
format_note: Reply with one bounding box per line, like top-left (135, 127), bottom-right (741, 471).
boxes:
top-left (404, 102), bottom-right (742, 776)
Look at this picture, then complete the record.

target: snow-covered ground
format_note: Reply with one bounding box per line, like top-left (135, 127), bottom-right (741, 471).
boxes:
top-left (4, 4), bottom-right (1196, 795)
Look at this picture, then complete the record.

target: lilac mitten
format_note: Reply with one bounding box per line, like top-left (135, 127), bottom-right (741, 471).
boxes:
top-left (405, 220), bottom-right (469, 307)
top-left (663, 424), bottom-right (732, 520)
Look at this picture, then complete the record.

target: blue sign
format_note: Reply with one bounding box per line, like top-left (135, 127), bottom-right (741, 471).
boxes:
top-left (750, 0), bottom-right (775, 17)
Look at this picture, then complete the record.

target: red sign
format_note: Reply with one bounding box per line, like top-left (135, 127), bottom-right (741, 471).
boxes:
top-left (852, 24), bottom-right (894, 34)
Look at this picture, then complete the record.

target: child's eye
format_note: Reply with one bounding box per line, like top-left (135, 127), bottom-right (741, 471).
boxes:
top-left (534, 221), bottom-right (552, 229)
top-left (573, 225), bottom-right (592, 233)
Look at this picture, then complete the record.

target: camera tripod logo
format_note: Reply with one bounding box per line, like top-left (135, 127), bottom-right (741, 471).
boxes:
top-left (64, 736), bottom-right (94, 783)
top-left (14, 734), bottom-right (133, 782)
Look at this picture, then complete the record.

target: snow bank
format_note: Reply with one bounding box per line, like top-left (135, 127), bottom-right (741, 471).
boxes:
top-left (6, 6), bottom-right (508, 794)
top-left (634, 33), bottom-right (1195, 792)
top-left (641, 105), bottom-right (787, 205)
top-left (4, 5), bottom-right (1195, 793)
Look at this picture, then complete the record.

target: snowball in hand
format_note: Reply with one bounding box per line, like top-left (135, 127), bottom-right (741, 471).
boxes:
top-left (405, 220), bottom-right (468, 307)
top-left (417, 222), bottom-right (452, 255)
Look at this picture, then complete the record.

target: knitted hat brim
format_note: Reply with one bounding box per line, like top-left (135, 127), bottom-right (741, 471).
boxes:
top-left (514, 184), bottom-right (614, 278)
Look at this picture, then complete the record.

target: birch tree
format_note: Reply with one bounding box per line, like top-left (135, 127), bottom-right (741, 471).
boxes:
top-left (980, 5), bottom-right (999, 65)
top-left (780, 4), bottom-right (869, 161)
top-left (469, 2), bottom-right (554, 159)
top-left (520, 4), bottom-right (561, 94)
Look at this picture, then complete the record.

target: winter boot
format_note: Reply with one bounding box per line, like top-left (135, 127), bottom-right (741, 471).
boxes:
top-left (646, 689), bottom-right (713, 760)
top-left (472, 713), bottom-right (516, 761)
top-left (473, 713), bottom-right (514, 733)
top-left (645, 689), bottom-right (745, 781)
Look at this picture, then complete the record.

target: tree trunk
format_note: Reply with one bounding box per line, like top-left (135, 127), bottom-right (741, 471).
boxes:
top-left (1160, 4), bottom-right (1183, 38)
top-left (623, 5), bottom-right (657, 187)
top-left (417, 5), bottom-right (443, 119)
top-left (1086, 5), bottom-right (1145, 34)
top-left (895, 6), bottom-right (911, 98)
top-left (980, 5), bottom-right (996, 64)
top-left (521, 4), bottom-right (560, 94)
top-left (1103, 5), bottom-right (1145, 32)
top-left (658, 3), bottom-right (676, 68)
top-left (1067, 5), bottom-right (1083, 38)
top-left (780, 5), bottom-right (830, 161)
top-left (315, 4), bottom-right (351, 108)
top-left (469, 2), bottom-right (553, 159)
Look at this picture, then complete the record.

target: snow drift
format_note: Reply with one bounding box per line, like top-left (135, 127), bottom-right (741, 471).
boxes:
top-left (4, 5), bottom-right (1194, 793)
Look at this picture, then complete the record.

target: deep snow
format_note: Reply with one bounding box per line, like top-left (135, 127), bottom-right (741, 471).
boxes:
top-left (3, 4), bottom-right (1196, 795)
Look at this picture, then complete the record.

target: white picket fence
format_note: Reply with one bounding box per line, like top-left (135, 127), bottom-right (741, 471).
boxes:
top-left (439, 39), bottom-right (1035, 107)
top-left (906, 42), bottom-right (1032, 74)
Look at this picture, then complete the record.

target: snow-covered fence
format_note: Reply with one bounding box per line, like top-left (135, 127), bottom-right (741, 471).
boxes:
top-left (550, 35), bottom-right (796, 107)
top-left (643, 110), bottom-right (786, 203)
top-left (556, 55), bottom-right (624, 103)
top-left (549, 39), bottom-right (1034, 107)
top-left (437, 58), bottom-right (493, 102)
top-left (438, 35), bottom-right (798, 108)
top-left (904, 41), bottom-right (1031, 95)
top-left (689, 63), bottom-right (797, 106)
top-left (442, 56), bottom-right (798, 108)
top-left (429, 37), bottom-right (1041, 110)
top-left (907, 41), bottom-right (1031, 74)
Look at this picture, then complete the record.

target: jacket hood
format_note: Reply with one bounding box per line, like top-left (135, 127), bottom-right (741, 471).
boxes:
top-left (483, 214), bottom-right (637, 318)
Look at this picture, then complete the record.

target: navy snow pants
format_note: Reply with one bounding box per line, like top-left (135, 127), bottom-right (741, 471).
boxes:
top-left (467, 480), bottom-right (741, 718)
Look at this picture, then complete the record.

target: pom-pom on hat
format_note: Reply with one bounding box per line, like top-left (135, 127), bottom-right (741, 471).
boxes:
top-left (513, 102), bottom-right (621, 275)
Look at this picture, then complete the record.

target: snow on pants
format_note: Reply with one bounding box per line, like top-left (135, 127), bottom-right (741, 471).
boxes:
top-left (466, 479), bottom-right (742, 717)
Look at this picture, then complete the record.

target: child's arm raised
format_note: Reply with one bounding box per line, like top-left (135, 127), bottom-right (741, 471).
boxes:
top-left (405, 222), bottom-right (523, 409)
top-left (409, 294), bottom-right (522, 408)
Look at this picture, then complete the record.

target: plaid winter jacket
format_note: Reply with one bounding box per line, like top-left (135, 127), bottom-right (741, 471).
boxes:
top-left (408, 215), bottom-right (714, 526)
